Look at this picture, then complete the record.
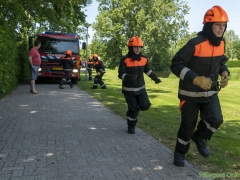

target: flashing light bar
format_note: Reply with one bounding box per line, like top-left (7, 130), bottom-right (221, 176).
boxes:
top-left (41, 31), bottom-right (77, 37)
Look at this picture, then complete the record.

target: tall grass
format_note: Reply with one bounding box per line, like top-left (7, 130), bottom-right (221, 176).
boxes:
top-left (78, 68), bottom-right (240, 175)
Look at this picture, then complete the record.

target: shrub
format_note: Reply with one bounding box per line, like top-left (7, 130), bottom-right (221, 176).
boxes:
top-left (226, 60), bottom-right (240, 68)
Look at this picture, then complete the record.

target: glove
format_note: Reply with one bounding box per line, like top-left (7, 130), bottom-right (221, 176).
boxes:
top-left (150, 73), bottom-right (161, 84)
top-left (154, 78), bottom-right (161, 84)
top-left (193, 76), bottom-right (212, 90)
top-left (220, 71), bottom-right (228, 88)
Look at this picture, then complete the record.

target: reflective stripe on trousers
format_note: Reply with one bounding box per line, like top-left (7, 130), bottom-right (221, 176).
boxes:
top-left (175, 94), bottom-right (223, 154)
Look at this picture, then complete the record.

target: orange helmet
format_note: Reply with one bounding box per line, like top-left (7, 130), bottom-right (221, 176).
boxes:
top-left (203, 5), bottom-right (229, 24)
top-left (128, 36), bottom-right (143, 47)
top-left (93, 54), bottom-right (98, 58)
top-left (66, 50), bottom-right (72, 56)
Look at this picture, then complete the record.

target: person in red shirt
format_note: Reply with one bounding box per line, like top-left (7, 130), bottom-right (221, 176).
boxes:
top-left (28, 40), bottom-right (41, 94)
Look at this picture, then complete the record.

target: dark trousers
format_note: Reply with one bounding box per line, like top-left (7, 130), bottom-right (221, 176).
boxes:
top-left (175, 93), bottom-right (223, 154)
top-left (124, 91), bottom-right (151, 120)
top-left (93, 74), bottom-right (105, 88)
top-left (87, 68), bottom-right (92, 80)
top-left (59, 71), bottom-right (72, 86)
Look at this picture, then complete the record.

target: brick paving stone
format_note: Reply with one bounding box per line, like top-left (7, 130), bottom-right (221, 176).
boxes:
top-left (0, 84), bottom-right (212, 180)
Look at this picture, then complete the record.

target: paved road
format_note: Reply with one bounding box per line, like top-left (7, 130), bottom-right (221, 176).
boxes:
top-left (0, 84), bottom-right (211, 180)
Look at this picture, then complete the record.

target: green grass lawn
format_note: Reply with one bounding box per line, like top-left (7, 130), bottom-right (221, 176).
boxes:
top-left (78, 68), bottom-right (240, 175)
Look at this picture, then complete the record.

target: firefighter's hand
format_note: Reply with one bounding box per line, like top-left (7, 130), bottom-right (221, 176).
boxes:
top-left (97, 72), bottom-right (101, 76)
top-left (154, 78), bottom-right (161, 84)
top-left (151, 75), bottom-right (161, 84)
top-left (193, 76), bottom-right (212, 90)
top-left (220, 71), bottom-right (228, 88)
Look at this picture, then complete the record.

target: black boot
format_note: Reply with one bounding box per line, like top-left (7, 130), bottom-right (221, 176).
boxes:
top-left (173, 151), bottom-right (185, 167)
top-left (91, 86), bottom-right (97, 89)
top-left (68, 83), bottom-right (74, 88)
top-left (127, 119), bottom-right (137, 134)
top-left (59, 79), bottom-right (64, 89)
top-left (191, 131), bottom-right (210, 157)
top-left (101, 85), bottom-right (106, 89)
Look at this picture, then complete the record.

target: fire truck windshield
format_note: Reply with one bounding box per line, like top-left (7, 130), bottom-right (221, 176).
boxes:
top-left (37, 36), bottom-right (79, 55)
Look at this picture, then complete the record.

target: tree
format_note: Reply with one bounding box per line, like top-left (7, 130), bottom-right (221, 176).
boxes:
top-left (224, 30), bottom-right (240, 60)
top-left (169, 31), bottom-right (198, 64)
top-left (93, 0), bottom-right (189, 70)
top-left (1, 0), bottom-right (91, 38)
top-left (233, 40), bottom-right (240, 60)
top-left (0, 0), bottom-right (91, 93)
top-left (89, 37), bottom-right (107, 60)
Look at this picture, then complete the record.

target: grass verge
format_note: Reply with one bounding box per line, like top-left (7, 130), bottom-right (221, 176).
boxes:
top-left (78, 68), bottom-right (240, 177)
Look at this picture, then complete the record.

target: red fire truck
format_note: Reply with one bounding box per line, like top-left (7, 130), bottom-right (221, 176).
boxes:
top-left (34, 31), bottom-right (81, 84)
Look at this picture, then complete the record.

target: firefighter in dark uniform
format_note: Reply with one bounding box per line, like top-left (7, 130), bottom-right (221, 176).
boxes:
top-left (87, 56), bottom-right (94, 80)
top-left (58, 50), bottom-right (74, 89)
top-left (170, 5), bottom-right (230, 167)
top-left (91, 54), bottom-right (106, 89)
top-left (118, 36), bottom-right (161, 134)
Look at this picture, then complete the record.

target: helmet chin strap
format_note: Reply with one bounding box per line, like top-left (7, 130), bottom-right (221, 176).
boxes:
top-left (200, 22), bottom-right (225, 46)
top-left (128, 47), bottom-right (141, 61)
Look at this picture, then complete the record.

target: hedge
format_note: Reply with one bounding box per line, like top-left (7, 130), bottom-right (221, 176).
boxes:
top-left (0, 22), bottom-right (29, 98)
top-left (226, 60), bottom-right (240, 68)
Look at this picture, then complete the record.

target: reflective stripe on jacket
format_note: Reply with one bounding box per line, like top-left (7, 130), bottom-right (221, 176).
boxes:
top-left (61, 57), bottom-right (74, 71)
top-left (170, 35), bottom-right (229, 103)
top-left (94, 60), bottom-right (105, 74)
top-left (118, 54), bottom-right (157, 95)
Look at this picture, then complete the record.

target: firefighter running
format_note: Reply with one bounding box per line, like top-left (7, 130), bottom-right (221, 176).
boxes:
top-left (91, 54), bottom-right (106, 89)
top-left (170, 5), bottom-right (230, 167)
top-left (58, 50), bottom-right (74, 89)
top-left (118, 36), bottom-right (161, 134)
top-left (87, 56), bottom-right (94, 80)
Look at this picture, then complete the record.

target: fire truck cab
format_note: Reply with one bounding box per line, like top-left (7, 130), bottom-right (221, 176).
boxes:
top-left (34, 31), bottom-right (81, 84)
